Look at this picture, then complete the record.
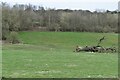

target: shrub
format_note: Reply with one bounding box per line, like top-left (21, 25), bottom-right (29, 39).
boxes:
top-left (8, 31), bottom-right (20, 44)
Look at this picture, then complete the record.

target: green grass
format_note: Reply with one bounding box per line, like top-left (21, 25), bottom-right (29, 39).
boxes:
top-left (2, 32), bottom-right (118, 78)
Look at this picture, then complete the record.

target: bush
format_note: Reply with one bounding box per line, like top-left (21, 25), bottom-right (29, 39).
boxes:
top-left (8, 31), bottom-right (20, 44)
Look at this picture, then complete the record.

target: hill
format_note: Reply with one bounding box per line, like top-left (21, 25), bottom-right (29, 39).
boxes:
top-left (2, 32), bottom-right (118, 78)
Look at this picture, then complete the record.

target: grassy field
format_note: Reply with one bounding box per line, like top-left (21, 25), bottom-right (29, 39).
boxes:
top-left (2, 32), bottom-right (118, 78)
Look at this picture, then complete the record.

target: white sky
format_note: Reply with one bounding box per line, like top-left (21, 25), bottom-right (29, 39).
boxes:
top-left (1, 0), bottom-right (119, 11)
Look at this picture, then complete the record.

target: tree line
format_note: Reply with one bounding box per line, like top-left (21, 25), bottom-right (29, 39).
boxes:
top-left (1, 2), bottom-right (118, 40)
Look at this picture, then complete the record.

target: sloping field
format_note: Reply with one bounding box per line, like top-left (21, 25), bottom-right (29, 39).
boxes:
top-left (2, 32), bottom-right (118, 78)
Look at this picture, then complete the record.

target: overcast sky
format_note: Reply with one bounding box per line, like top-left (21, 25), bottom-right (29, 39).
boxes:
top-left (1, 0), bottom-right (119, 11)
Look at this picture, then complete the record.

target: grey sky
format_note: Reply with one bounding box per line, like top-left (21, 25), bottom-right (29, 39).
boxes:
top-left (1, 0), bottom-right (119, 11)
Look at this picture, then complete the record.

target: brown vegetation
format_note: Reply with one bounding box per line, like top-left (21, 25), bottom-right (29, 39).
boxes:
top-left (1, 2), bottom-right (118, 40)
